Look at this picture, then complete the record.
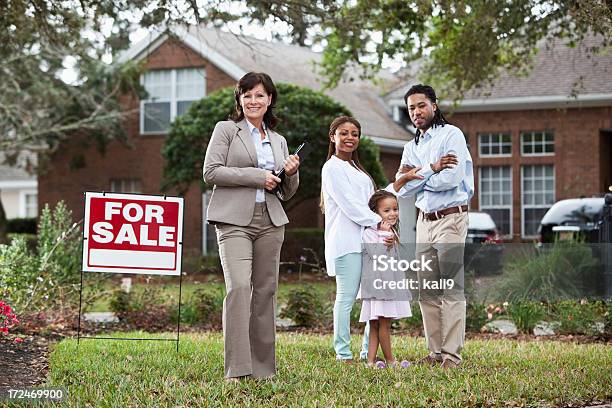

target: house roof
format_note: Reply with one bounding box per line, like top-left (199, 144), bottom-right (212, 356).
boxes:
top-left (384, 35), bottom-right (612, 112)
top-left (0, 165), bottom-right (36, 190)
top-left (0, 165), bottom-right (34, 182)
top-left (119, 25), bottom-right (412, 146)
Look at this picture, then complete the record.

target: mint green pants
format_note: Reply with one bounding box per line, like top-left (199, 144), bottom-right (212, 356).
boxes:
top-left (333, 252), bottom-right (369, 360)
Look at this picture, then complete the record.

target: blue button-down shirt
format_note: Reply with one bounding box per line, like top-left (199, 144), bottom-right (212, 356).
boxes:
top-left (246, 120), bottom-right (276, 202)
top-left (386, 124), bottom-right (474, 213)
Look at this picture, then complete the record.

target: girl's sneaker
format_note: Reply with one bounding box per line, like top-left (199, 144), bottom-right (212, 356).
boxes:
top-left (375, 360), bottom-right (387, 369)
top-left (388, 360), bottom-right (411, 369)
top-left (400, 360), bottom-right (411, 368)
top-left (366, 361), bottom-right (387, 369)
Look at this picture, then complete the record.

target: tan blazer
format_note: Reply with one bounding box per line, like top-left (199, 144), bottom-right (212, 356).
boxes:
top-left (203, 119), bottom-right (299, 226)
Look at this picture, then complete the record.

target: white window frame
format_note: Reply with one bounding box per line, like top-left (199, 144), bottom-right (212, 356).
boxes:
top-left (478, 132), bottom-right (512, 157)
top-left (478, 166), bottom-right (513, 238)
top-left (520, 131), bottom-right (555, 156)
top-left (19, 189), bottom-right (37, 218)
top-left (140, 68), bottom-right (206, 135)
top-left (521, 165), bottom-right (555, 238)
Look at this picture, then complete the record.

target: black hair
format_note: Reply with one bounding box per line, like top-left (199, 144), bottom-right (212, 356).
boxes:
top-left (230, 72), bottom-right (279, 129)
top-left (403, 84), bottom-right (450, 144)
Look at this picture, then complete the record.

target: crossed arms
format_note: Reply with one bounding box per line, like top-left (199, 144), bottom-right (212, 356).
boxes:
top-left (391, 131), bottom-right (468, 197)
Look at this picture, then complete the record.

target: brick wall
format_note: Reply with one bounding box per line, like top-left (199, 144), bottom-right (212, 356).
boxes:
top-left (450, 106), bottom-right (612, 240)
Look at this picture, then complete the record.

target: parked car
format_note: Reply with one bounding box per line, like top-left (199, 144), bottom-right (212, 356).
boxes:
top-left (464, 212), bottom-right (504, 275)
top-left (538, 197), bottom-right (605, 243)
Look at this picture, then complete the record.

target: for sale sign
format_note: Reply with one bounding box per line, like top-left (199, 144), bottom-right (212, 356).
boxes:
top-left (82, 192), bottom-right (184, 275)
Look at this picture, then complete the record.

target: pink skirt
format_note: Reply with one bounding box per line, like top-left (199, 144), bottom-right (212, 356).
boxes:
top-left (359, 300), bottom-right (412, 322)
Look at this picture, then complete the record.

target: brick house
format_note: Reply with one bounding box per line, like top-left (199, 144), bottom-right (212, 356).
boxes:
top-left (384, 35), bottom-right (612, 241)
top-left (37, 26), bottom-right (411, 254)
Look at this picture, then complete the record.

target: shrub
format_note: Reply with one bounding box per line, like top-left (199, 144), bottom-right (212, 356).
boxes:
top-left (108, 285), bottom-right (171, 329)
top-left (181, 249), bottom-right (221, 274)
top-left (495, 241), bottom-right (599, 303)
top-left (283, 229), bottom-right (325, 269)
top-left (550, 300), bottom-right (606, 335)
top-left (507, 301), bottom-right (545, 334)
top-left (191, 287), bottom-right (224, 325)
top-left (280, 285), bottom-right (324, 327)
top-left (109, 290), bottom-right (132, 320)
top-left (1, 202), bottom-right (86, 315)
top-left (466, 302), bottom-right (488, 332)
top-left (7, 218), bottom-right (37, 234)
top-left (1, 201), bottom-right (114, 321)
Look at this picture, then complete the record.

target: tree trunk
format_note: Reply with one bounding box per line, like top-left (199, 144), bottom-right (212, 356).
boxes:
top-left (0, 192), bottom-right (8, 244)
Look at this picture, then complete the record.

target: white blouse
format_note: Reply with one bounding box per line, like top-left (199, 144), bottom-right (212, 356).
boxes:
top-left (321, 155), bottom-right (382, 276)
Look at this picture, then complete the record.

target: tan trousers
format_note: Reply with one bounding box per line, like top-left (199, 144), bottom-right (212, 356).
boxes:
top-left (216, 203), bottom-right (285, 378)
top-left (416, 211), bottom-right (468, 364)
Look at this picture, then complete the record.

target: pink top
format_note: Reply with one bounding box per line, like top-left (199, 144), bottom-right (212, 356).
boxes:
top-left (361, 226), bottom-right (395, 244)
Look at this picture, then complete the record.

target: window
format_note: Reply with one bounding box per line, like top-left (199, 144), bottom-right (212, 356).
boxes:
top-left (479, 166), bottom-right (512, 237)
top-left (521, 165), bottom-right (555, 237)
top-left (521, 131), bottom-right (554, 155)
top-left (110, 179), bottom-right (142, 193)
top-left (141, 68), bottom-right (206, 134)
top-left (478, 132), bottom-right (512, 157)
top-left (24, 193), bottom-right (37, 218)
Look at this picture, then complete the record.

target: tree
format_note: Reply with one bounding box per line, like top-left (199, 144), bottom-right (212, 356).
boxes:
top-left (161, 84), bottom-right (387, 210)
top-left (0, 0), bottom-right (146, 243)
top-left (135, 0), bottom-right (611, 99)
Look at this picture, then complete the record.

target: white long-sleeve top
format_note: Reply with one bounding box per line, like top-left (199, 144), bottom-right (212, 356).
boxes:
top-left (321, 155), bottom-right (382, 276)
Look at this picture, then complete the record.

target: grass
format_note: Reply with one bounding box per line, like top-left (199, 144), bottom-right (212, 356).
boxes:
top-left (84, 279), bottom-right (336, 313)
top-left (46, 332), bottom-right (612, 407)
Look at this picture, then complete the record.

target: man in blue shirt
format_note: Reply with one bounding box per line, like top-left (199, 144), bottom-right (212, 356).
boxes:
top-left (388, 84), bottom-right (474, 368)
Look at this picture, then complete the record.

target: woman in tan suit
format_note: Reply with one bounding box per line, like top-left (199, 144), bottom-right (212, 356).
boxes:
top-left (203, 72), bottom-right (300, 381)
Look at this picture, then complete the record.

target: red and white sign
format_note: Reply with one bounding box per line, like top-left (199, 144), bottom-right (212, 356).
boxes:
top-left (82, 192), bottom-right (184, 275)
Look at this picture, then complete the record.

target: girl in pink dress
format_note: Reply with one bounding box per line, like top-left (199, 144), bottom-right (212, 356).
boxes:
top-left (359, 190), bottom-right (412, 368)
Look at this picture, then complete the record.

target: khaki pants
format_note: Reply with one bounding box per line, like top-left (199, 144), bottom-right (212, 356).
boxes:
top-left (216, 203), bottom-right (285, 378)
top-left (416, 211), bottom-right (468, 364)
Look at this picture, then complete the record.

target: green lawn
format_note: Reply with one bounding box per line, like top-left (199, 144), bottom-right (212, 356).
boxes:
top-left (46, 332), bottom-right (612, 407)
top-left (84, 280), bottom-right (335, 313)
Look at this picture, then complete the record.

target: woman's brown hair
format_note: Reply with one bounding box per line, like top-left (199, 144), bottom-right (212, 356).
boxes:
top-left (319, 116), bottom-right (377, 213)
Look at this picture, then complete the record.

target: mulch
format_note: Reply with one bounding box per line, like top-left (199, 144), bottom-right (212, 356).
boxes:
top-left (0, 336), bottom-right (49, 388)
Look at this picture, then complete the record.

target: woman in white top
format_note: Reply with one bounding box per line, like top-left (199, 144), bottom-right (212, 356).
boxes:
top-left (321, 116), bottom-right (389, 362)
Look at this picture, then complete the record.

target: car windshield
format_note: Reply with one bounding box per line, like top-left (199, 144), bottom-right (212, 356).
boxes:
top-left (540, 198), bottom-right (604, 225)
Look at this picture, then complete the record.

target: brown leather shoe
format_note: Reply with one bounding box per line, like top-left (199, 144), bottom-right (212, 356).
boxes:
top-left (441, 359), bottom-right (460, 369)
top-left (416, 355), bottom-right (440, 366)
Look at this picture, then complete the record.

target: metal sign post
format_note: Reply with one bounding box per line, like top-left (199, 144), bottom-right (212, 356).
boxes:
top-left (77, 191), bottom-right (185, 351)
